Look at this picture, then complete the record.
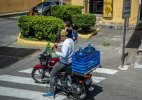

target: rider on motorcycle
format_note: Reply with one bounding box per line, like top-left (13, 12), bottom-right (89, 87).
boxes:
top-left (43, 29), bottom-right (75, 97)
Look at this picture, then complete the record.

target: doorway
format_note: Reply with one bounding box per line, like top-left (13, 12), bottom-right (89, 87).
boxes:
top-left (89, 0), bottom-right (103, 14)
top-left (140, 0), bottom-right (142, 20)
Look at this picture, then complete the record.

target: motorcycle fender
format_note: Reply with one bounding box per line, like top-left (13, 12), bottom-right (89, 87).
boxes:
top-left (33, 64), bottom-right (44, 69)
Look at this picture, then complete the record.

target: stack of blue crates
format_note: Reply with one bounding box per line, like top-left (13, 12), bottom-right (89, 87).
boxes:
top-left (72, 46), bottom-right (100, 75)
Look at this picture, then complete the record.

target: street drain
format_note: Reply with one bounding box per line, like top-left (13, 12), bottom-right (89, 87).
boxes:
top-left (0, 46), bottom-right (39, 68)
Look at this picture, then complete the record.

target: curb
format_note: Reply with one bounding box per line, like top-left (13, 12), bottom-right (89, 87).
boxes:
top-left (0, 11), bottom-right (28, 18)
top-left (78, 33), bottom-right (93, 39)
top-left (17, 33), bottom-right (54, 47)
top-left (78, 28), bottom-right (100, 39)
top-left (95, 23), bottom-right (138, 30)
top-left (17, 28), bottom-right (100, 46)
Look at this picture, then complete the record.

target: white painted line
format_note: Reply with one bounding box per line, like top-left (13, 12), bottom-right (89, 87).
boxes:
top-left (0, 86), bottom-right (66, 100)
top-left (0, 75), bottom-right (46, 87)
top-left (134, 63), bottom-right (142, 68)
top-left (91, 76), bottom-right (106, 83)
top-left (20, 68), bottom-right (118, 75)
top-left (19, 68), bottom-right (33, 74)
top-left (93, 68), bottom-right (118, 75)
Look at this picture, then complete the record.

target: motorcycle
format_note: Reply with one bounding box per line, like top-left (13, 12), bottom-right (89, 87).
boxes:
top-left (32, 46), bottom-right (93, 100)
top-left (31, 50), bottom-right (59, 83)
top-left (54, 67), bottom-right (93, 100)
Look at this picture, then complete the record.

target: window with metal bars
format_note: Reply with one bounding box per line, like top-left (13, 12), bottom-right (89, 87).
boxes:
top-left (89, 0), bottom-right (103, 14)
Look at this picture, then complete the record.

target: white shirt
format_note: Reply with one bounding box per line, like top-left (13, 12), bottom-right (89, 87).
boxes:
top-left (55, 38), bottom-right (74, 64)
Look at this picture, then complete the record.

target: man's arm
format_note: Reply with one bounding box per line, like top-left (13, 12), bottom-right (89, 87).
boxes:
top-left (55, 43), bottom-right (68, 58)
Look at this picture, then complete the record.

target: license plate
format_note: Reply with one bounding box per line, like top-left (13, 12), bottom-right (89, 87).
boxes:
top-left (85, 79), bottom-right (92, 85)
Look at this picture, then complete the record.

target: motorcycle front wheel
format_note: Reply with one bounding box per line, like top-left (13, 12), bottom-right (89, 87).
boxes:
top-left (31, 68), bottom-right (50, 83)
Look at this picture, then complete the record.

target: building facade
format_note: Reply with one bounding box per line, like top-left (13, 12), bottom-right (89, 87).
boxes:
top-left (0, 0), bottom-right (41, 14)
top-left (0, 0), bottom-right (141, 25)
top-left (71, 0), bottom-right (141, 25)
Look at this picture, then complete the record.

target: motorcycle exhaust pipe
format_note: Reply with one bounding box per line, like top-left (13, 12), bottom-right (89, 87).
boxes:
top-left (80, 94), bottom-right (87, 99)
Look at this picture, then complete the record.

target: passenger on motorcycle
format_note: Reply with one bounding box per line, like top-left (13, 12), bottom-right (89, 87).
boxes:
top-left (64, 21), bottom-right (73, 39)
top-left (43, 30), bottom-right (75, 97)
top-left (55, 21), bottom-right (78, 44)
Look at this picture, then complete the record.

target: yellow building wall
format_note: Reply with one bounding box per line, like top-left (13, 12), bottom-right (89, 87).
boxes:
top-left (71, 0), bottom-right (86, 13)
top-left (0, 0), bottom-right (41, 14)
top-left (66, 0), bottom-right (72, 5)
top-left (129, 0), bottom-right (139, 24)
top-left (71, 0), bottom-right (84, 6)
top-left (71, 0), bottom-right (139, 24)
top-left (103, 0), bottom-right (139, 24)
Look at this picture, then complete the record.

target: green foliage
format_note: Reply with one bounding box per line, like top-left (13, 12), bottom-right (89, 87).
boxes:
top-left (45, 43), bottom-right (52, 53)
top-left (18, 16), bottom-right (64, 42)
top-left (92, 30), bottom-right (98, 35)
top-left (102, 42), bottom-right (110, 46)
top-left (72, 14), bottom-right (96, 31)
top-left (51, 5), bottom-right (83, 22)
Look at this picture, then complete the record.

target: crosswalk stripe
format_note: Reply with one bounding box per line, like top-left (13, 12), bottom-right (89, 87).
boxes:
top-left (19, 68), bottom-right (33, 74)
top-left (0, 74), bottom-right (105, 85)
top-left (91, 76), bottom-right (106, 83)
top-left (134, 62), bottom-right (142, 68)
top-left (0, 75), bottom-right (46, 87)
top-left (0, 86), bottom-right (66, 100)
top-left (20, 68), bottom-right (118, 75)
top-left (93, 68), bottom-right (118, 75)
top-left (19, 68), bottom-right (106, 83)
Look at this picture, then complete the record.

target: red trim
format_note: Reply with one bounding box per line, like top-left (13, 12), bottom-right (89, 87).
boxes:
top-left (33, 64), bottom-right (44, 69)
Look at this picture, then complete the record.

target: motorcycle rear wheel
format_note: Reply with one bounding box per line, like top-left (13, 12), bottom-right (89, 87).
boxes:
top-left (31, 68), bottom-right (50, 83)
top-left (74, 84), bottom-right (88, 100)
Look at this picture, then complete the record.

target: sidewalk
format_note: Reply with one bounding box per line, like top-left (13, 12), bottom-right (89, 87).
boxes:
top-left (86, 28), bottom-right (136, 69)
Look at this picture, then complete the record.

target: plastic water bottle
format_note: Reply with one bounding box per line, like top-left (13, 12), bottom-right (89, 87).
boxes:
top-left (78, 45), bottom-right (84, 58)
top-left (84, 42), bottom-right (96, 54)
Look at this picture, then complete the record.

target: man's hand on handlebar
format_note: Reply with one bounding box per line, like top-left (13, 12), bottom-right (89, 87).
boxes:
top-left (53, 44), bottom-right (57, 52)
top-left (54, 43), bottom-right (58, 47)
top-left (52, 42), bottom-right (62, 52)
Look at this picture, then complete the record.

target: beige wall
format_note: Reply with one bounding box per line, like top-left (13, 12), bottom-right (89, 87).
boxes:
top-left (0, 0), bottom-right (41, 14)
top-left (71, 0), bottom-right (87, 13)
top-left (71, 0), bottom-right (139, 24)
top-left (103, 0), bottom-right (139, 24)
top-left (71, 0), bottom-right (84, 6)
top-left (129, 0), bottom-right (139, 24)
top-left (1, 0), bottom-right (139, 24)
top-left (66, 0), bottom-right (72, 5)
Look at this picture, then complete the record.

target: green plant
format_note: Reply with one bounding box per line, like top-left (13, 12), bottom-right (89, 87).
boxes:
top-left (102, 42), bottom-right (110, 46)
top-left (18, 16), bottom-right (64, 42)
top-left (72, 14), bottom-right (96, 31)
top-left (92, 30), bottom-right (97, 35)
top-left (51, 5), bottom-right (83, 22)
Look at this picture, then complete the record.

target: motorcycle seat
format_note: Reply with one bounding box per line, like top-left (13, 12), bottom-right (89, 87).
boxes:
top-left (60, 65), bottom-right (72, 74)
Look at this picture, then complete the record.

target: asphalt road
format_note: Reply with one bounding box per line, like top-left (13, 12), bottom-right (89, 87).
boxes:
top-left (0, 16), bottom-right (142, 100)
top-left (0, 16), bottom-right (19, 46)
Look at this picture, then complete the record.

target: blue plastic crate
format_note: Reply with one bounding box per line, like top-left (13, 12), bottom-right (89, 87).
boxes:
top-left (72, 61), bottom-right (100, 71)
top-left (72, 68), bottom-right (91, 74)
top-left (72, 51), bottom-right (100, 75)
top-left (72, 57), bottom-right (100, 68)
top-left (72, 51), bottom-right (100, 62)
top-left (72, 60), bottom-right (100, 70)
top-left (72, 62), bottom-right (100, 75)
top-left (72, 51), bottom-right (100, 64)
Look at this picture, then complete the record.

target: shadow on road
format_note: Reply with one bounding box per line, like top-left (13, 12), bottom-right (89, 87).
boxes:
top-left (126, 23), bottom-right (142, 49)
top-left (0, 46), bottom-right (39, 69)
top-left (86, 84), bottom-right (103, 100)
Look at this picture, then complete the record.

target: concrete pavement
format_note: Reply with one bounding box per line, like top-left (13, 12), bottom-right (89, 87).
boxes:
top-left (0, 15), bottom-right (142, 100)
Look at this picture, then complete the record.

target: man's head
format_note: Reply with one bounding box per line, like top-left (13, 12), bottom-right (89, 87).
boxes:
top-left (60, 30), bottom-right (68, 42)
